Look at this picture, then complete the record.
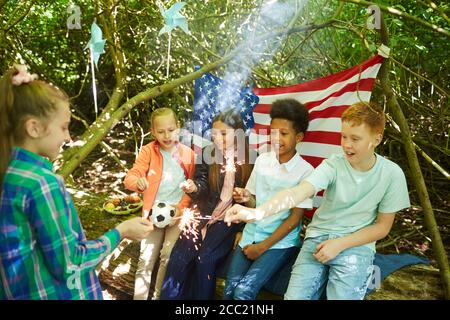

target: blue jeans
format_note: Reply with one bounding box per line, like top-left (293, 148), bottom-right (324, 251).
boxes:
top-left (223, 245), bottom-right (298, 300)
top-left (160, 221), bottom-right (241, 300)
top-left (285, 235), bottom-right (374, 300)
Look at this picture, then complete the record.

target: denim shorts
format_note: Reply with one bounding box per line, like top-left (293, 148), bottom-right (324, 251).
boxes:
top-left (285, 234), bottom-right (375, 300)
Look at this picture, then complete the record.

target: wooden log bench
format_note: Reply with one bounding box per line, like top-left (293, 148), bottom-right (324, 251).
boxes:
top-left (97, 239), bottom-right (444, 300)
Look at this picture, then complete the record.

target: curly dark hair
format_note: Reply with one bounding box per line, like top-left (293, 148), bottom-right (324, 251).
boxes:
top-left (269, 99), bottom-right (309, 134)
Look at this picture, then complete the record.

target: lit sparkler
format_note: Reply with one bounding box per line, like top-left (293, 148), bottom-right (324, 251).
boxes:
top-left (221, 157), bottom-right (242, 174)
top-left (175, 206), bottom-right (211, 244)
top-left (179, 207), bottom-right (200, 240)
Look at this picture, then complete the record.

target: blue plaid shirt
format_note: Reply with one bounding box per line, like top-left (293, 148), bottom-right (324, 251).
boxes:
top-left (0, 147), bottom-right (120, 300)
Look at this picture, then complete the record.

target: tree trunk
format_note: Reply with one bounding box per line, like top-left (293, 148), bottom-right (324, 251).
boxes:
top-left (378, 14), bottom-right (450, 300)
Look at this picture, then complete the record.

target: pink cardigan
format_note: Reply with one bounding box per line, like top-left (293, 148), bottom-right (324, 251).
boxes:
top-left (124, 141), bottom-right (196, 216)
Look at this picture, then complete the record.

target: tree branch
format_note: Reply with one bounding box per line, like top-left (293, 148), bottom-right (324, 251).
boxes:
top-left (4, 0), bottom-right (35, 32)
top-left (378, 12), bottom-right (450, 300)
top-left (58, 20), bottom-right (337, 178)
top-left (385, 115), bottom-right (450, 180)
top-left (390, 56), bottom-right (450, 98)
top-left (423, 0), bottom-right (450, 25)
top-left (340, 0), bottom-right (450, 39)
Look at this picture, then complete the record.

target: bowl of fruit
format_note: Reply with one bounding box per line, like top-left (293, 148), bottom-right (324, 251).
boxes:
top-left (103, 195), bottom-right (143, 215)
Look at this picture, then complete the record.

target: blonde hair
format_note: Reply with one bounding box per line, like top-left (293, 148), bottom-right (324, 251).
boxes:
top-left (150, 107), bottom-right (179, 128)
top-left (341, 101), bottom-right (385, 134)
top-left (0, 66), bottom-right (69, 186)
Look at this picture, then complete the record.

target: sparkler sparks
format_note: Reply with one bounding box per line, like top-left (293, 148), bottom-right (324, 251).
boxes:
top-left (176, 160), bottom-right (240, 248)
top-left (176, 206), bottom-right (211, 245)
top-left (221, 157), bottom-right (242, 174)
top-left (177, 206), bottom-right (201, 242)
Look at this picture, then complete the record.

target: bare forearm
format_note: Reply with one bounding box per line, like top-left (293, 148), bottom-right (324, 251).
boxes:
top-left (260, 209), bottom-right (303, 250)
top-left (256, 181), bottom-right (315, 219)
top-left (311, 213), bottom-right (396, 264)
top-left (338, 221), bottom-right (393, 251)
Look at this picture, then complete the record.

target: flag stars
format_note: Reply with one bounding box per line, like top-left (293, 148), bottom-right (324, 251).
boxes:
top-left (194, 72), bottom-right (259, 136)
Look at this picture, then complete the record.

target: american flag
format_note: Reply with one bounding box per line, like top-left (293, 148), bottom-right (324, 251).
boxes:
top-left (192, 52), bottom-right (386, 217)
top-left (192, 68), bottom-right (259, 153)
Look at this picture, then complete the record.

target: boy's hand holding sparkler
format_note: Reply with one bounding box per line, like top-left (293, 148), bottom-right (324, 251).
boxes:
top-left (224, 204), bottom-right (265, 226)
top-left (180, 179), bottom-right (197, 194)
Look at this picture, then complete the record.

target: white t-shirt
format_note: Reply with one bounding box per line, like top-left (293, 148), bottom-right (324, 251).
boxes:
top-left (240, 151), bottom-right (314, 249)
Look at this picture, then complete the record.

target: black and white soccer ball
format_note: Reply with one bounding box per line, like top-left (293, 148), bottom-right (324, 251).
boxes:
top-left (150, 201), bottom-right (176, 228)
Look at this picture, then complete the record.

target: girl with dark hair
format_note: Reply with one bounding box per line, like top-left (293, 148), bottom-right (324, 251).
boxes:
top-left (160, 109), bottom-right (255, 300)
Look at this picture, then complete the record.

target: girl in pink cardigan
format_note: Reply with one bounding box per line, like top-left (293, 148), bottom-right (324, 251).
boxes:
top-left (124, 108), bottom-right (195, 300)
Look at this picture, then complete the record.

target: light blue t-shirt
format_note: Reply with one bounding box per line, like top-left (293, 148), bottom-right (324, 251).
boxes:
top-left (154, 149), bottom-right (185, 205)
top-left (305, 153), bottom-right (410, 251)
top-left (240, 151), bottom-right (314, 249)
